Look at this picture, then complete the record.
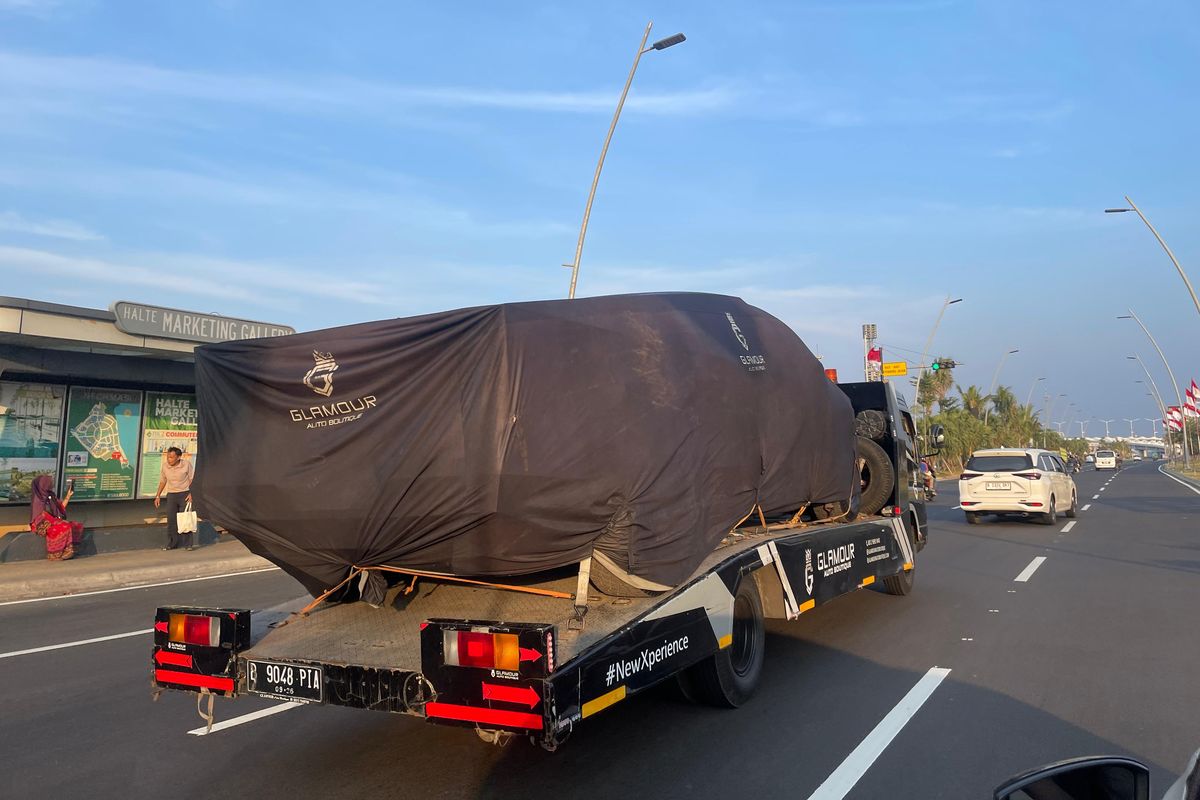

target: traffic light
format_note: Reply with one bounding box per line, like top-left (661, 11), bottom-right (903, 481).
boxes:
top-left (931, 359), bottom-right (957, 371)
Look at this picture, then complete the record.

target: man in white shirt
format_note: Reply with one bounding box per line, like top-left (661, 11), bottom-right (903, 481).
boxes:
top-left (154, 447), bottom-right (195, 550)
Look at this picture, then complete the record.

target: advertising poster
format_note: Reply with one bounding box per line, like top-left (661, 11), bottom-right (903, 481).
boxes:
top-left (138, 392), bottom-right (198, 498)
top-left (64, 387), bottom-right (143, 500)
top-left (0, 382), bottom-right (66, 503)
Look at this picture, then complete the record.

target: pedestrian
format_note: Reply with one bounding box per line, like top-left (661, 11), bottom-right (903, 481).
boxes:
top-left (154, 446), bottom-right (195, 551)
top-left (29, 475), bottom-right (83, 561)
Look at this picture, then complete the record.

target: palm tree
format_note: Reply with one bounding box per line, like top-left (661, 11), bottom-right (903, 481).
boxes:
top-left (957, 385), bottom-right (989, 420)
top-left (991, 386), bottom-right (1018, 422)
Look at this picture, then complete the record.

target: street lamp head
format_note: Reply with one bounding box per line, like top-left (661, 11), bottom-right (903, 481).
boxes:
top-left (1117, 315), bottom-right (1132, 320)
top-left (651, 33), bottom-right (686, 50)
top-left (1104, 208), bottom-right (1132, 213)
top-left (1009, 349), bottom-right (1019, 354)
top-left (948, 298), bottom-right (963, 305)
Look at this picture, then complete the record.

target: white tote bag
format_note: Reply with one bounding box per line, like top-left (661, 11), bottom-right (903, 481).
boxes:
top-left (176, 500), bottom-right (199, 534)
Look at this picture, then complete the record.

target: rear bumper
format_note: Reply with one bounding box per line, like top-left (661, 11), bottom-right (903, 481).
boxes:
top-left (959, 496), bottom-right (1045, 513)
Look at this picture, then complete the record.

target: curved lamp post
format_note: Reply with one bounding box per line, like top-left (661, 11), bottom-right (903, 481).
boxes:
top-left (565, 23), bottom-right (686, 299)
top-left (1119, 311), bottom-right (1190, 467)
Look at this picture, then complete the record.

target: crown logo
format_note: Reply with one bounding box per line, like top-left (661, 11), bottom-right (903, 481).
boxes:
top-left (303, 350), bottom-right (339, 397)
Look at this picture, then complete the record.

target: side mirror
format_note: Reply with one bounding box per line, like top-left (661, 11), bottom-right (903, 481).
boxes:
top-left (930, 424), bottom-right (946, 446)
top-left (995, 756), bottom-right (1150, 800)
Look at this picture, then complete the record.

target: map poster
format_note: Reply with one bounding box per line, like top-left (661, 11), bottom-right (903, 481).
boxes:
top-left (138, 392), bottom-right (198, 498)
top-left (64, 387), bottom-right (143, 501)
top-left (0, 382), bottom-right (66, 503)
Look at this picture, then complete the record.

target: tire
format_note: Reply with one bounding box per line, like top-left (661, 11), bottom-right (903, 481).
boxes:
top-left (1065, 493), bottom-right (1077, 518)
top-left (856, 436), bottom-right (894, 516)
top-left (678, 578), bottom-right (765, 708)
top-left (812, 500), bottom-right (858, 523)
top-left (882, 522), bottom-right (916, 596)
top-left (1039, 497), bottom-right (1057, 525)
top-left (588, 554), bottom-right (653, 598)
top-left (965, 511), bottom-right (981, 525)
top-left (854, 409), bottom-right (888, 441)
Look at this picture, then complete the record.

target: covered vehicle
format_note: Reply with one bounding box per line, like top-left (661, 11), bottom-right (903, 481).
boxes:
top-left (192, 292), bottom-right (858, 601)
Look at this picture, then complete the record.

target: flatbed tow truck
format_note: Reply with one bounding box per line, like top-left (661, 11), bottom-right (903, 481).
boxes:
top-left (151, 381), bottom-right (940, 749)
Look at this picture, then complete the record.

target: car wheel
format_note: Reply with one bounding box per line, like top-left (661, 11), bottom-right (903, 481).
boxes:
top-left (1040, 497), bottom-right (1057, 525)
top-left (1065, 493), bottom-right (1077, 518)
top-left (965, 511), bottom-right (981, 525)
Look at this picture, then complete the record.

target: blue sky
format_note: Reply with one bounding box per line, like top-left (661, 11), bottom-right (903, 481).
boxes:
top-left (1, 0), bottom-right (1198, 433)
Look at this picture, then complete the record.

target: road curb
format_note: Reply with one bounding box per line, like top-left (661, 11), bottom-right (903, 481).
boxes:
top-left (0, 553), bottom-right (275, 603)
top-left (1163, 466), bottom-right (1200, 491)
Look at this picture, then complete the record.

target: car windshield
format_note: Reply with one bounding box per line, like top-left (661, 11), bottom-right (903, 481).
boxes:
top-left (966, 454), bottom-right (1034, 472)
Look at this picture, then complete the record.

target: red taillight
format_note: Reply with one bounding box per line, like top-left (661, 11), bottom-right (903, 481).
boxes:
top-left (1024, 501), bottom-right (1044, 507)
top-left (1012, 472), bottom-right (1042, 480)
top-left (168, 613), bottom-right (220, 647)
top-left (444, 630), bottom-right (520, 671)
top-left (960, 472), bottom-right (982, 481)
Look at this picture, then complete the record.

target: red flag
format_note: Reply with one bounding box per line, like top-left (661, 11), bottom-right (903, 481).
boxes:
top-left (867, 347), bottom-right (882, 363)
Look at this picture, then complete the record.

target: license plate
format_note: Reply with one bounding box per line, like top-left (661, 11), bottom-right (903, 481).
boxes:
top-left (985, 482), bottom-right (1011, 490)
top-left (246, 659), bottom-right (323, 704)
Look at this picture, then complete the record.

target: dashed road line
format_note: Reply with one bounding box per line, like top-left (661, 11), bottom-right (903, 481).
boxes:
top-left (806, 667), bottom-right (952, 800)
top-left (1081, 504), bottom-right (1091, 511)
top-left (1015, 556), bottom-right (1047, 582)
top-left (188, 702), bottom-right (304, 736)
top-left (1060, 521), bottom-right (1076, 533)
top-left (1092, 494), bottom-right (1100, 500)
top-left (0, 628), bottom-right (151, 660)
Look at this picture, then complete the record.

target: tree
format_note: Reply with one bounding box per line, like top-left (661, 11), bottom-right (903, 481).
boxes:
top-left (957, 385), bottom-right (989, 420)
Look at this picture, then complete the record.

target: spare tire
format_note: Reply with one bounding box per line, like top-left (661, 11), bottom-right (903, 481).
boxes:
top-left (854, 409), bottom-right (888, 441)
top-left (856, 436), bottom-right (894, 516)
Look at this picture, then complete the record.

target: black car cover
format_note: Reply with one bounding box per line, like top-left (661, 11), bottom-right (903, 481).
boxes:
top-left (192, 292), bottom-right (857, 600)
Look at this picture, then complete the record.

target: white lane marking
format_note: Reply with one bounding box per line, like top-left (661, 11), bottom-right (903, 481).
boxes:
top-left (951, 505), bottom-right (962, 510)
top-left (1159, 465), bottom-right (1200, 496)
top-left (1081, 504), bottom-right (1091, 511)
top-left (1060, 521), bottom-right (1076, 533)
top-left (0, 567), bottom-right (281, 607)
top-left (188, 701), bottom-right (304, 735)
top-left (1015, 557), bottom-right (1047, 582)
top-left (0, 628), bottom-right (151, 659)
top-left (806, 667), bottom-right (952, 800)
top-left (1099, 487), bottom-right (1106, 491)
top-left (1092, 494), bottom-right (1100, 500)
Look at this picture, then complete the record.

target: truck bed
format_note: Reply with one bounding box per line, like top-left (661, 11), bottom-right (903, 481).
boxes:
top-left (243, 519), bottom-right (840, 674)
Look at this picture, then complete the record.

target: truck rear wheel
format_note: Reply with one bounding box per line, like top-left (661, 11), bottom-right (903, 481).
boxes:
top-left (678, 578), bottom-right (765, 708)
top-left (856, 436), bottom-right (894, 516)
top-left (881, 520), bottom-right (916, 596)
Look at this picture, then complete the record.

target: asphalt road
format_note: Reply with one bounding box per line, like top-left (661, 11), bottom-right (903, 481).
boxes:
top-left (3, 461), bottom-right (1198, 799)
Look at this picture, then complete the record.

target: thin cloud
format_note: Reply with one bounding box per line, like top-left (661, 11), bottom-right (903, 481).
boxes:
top-left (0, 50), bottom-right (738, 118)
top-left (0, 211), bottom-right (104, 241)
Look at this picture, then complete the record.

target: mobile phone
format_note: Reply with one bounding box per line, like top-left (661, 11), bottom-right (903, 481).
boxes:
top-left (66, 479), bottom-right (74, 490)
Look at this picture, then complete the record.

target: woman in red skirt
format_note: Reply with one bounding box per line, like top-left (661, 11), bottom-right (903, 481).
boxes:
top-left (30, 475), bottom-right (83, 561)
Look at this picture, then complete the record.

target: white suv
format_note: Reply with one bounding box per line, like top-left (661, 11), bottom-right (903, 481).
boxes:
top-left (958, 448), bottom-right (1078, 525)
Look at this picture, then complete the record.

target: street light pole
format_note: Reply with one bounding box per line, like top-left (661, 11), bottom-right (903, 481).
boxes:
top-left (1119, 311), bottom-right (1190, 467)
top-left (983, 348), bottom-right (1019, 426)
top-left (1129, 356), bottom-right (1168, 423)
top-left (564, 23), bottom-right (686, 299)
top-left (1107, 197), bottom-right (1200, 319)
top-left (1026, 376), bottom-right (1045, 407)
top-left (916, 296), bottom-right (962, 386)
top-left (1100, 418), bottom-right (1114, 439)
top-left (1123, 418), bottom-right (1137, 438)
